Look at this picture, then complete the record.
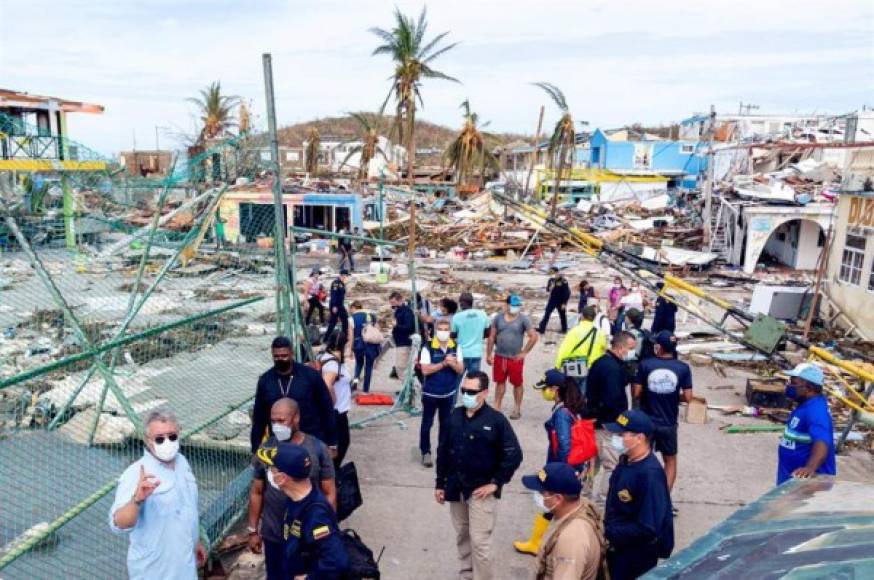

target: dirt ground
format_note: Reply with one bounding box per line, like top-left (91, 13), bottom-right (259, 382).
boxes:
top-left (222, 258), bottom-right (874, 579)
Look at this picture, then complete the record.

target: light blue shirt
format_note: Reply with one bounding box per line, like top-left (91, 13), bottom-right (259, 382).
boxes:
top-left (109, 451), bottom-right (200, 580)
top-left (451, 308), bottom-right (490, 358)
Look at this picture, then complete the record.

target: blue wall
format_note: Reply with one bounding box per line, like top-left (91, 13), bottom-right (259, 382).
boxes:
top-left (300, 193), bottom-right (363, 228)
top-left (588, 129), bottom-right (705, 187)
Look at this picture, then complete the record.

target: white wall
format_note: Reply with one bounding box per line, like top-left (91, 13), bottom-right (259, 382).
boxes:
top-left (796, 219), bottom-right (824, 270)
top-left (761, 219), bottom-right (823, 270)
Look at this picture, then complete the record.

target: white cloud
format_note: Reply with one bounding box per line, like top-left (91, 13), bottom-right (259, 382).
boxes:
top-left (1, 0), bottom-right (871, 154)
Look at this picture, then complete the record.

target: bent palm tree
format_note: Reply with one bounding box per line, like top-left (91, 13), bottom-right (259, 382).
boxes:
top-left (304, 127), bottom-right (320, 176)
top-left (370, 6), bottom-right (459, 255)
top-left (187, 81), bottom-right (240, 144)
top-left (445, 100), bottom-right (493, 190)
top-left (532, 82), bottom-right (575, 218)
top-left (339, 112), bottom-right (389, 183)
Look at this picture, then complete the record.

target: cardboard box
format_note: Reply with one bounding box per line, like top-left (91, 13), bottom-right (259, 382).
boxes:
top-left (685, 396), bottom-right (708, 424)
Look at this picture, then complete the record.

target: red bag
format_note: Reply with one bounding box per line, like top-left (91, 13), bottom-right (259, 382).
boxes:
top-left (550, 410), bottom-right (597, 465)
top-left (355, 393), bottom-right (394, 406)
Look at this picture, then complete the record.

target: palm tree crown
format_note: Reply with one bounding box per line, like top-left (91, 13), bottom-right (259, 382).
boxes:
top-left (532, 82), bottom-right (576, 217)
top-left (340, 112), bottom-right (390, 182)
top-left (445, 100), bottom-right (492, 188)
top-left (187, 81), bottom-right (240, 143)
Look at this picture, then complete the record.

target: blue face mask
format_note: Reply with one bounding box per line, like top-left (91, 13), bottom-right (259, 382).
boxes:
top-left (785, 382), bottom-right (799, 401)
top-left (461, 393), bottom-right (480, 409)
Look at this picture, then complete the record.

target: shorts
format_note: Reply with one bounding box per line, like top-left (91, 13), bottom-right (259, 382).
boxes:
top-left (493, 354), bottom-right (524, 387)
top-left (652, 424), bottom-right (678, 456)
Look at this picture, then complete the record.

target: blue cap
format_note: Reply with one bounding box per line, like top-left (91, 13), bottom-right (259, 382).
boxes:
top-left (508, 294), bottom-right (522, 306)
top-left (605, 409), bottom-right (654, 437)
top-left (256, 443), bottom-right (312, 478)
top-left (522, 462), bottom-right (582, 495)
top-left (535, 369), bottom-right (566, 389)
top-left (653, 331), bottom-right (677, 353)
top-left (339, 269), bottom-right (350, 276)
top-left (786, 362), bottom-right (824, 387)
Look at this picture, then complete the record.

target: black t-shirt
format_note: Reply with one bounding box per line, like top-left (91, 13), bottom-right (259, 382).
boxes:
top-left (605, 452), bottom-right (674, 558)
top-left (635, 357), bottom-right (693, 426)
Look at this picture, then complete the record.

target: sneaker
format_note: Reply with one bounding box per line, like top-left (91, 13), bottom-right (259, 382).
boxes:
top-left (509, 409), bottom-right (522, 420)
top-left (422, 453), bottom-right (433, 468)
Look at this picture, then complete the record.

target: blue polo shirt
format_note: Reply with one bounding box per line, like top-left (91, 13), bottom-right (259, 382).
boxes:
top-left (777, 395), bottom-right (836, 485)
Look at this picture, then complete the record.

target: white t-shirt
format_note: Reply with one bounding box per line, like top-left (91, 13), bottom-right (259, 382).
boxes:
top-left (419, 343), bottom-right (464, 365)
top-left (621, 291), bottom-right (644, 311)
top-left (319, 353), bottom-right (352, 414)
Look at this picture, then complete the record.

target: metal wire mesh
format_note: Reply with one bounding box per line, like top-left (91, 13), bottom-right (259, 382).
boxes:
top-left (0, 147), bottom-right (294, 577)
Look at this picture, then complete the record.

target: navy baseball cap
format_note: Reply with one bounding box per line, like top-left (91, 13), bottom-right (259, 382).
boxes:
top-left (522, 462), bottom-right (582, 495)
top-left (256, 443), bottom-right (312, 478)
top-left (605, 410), bottom-right (654, 437)
top-left (535, 369), bottom-right (566, 390)
top-left (339, 268), bottom-right (350, 276)
top-left (653, 331), bottom-right (677, 353)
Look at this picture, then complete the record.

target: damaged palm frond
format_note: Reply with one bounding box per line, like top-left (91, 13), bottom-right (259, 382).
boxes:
top-left (187, 81), bottom-right (241, 145)
top-left (533, 82), bottom-right (576, 218)
top-left (444, 99), bottom-right (496, 191)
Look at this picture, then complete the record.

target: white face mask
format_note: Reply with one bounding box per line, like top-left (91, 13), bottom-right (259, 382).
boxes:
top-left (266, 470), bottom-right (280, 490)
top-left (509, 306), bottom-right (521, 314)
top-left (272, 423), bottom-right (292, 441)
top-left (610, 434), bottom-right (628, 454)
top-left (436, 330), bottom-right (451, 342)
top-left (152, 438), bottom-right (179, 463)
top-left (533, 492), bottom-right (557, 513)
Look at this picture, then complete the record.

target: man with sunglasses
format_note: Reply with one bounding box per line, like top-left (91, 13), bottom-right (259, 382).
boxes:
top-left (110, 409), bottom-right (207, 580)
top-left (435, 371), bottom-right (523, 580)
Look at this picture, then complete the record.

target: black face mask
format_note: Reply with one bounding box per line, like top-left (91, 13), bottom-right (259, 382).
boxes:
top-left (274, 359), bottom-right (291, 373)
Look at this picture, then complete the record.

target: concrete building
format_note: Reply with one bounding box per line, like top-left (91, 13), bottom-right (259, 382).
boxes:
top-left (118, 150), bottom-right (173, 178)
top-left (824, 191), bottom-right (874, 339)
top-left (0, 88), bottom-right (105, 171)
top-left (680, 111), bottom-right (868, 144)
top-left (302, 135), bottom-right (405, 178)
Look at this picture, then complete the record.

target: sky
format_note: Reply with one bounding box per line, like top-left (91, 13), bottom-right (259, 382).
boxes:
top-left (1, 0), bottom-right (872, 155)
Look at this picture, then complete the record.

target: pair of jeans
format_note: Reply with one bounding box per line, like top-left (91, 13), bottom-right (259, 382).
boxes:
top-left (538, 301), bottom-right (568, 333)
top-left (324, 306), bottom-right (348, 341)
top-left (263, 539), bottom-right (286, 580)
top-left (305, 296), bottom-right (324, 325)
top-left (334, 410), bottom-right (350, 469)
top-left (353, 344), bottom-right (378, 393)
top-left (337, 252), bottom-right (355, 271)
top-left (419, 394), bottom-right (454, 454)
top-left (463, 357), bottom-right (482, 375)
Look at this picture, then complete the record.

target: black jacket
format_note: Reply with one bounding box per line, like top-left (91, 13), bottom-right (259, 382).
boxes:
top-left (547, 276), bottom-right (571, 305)
top-left (392, 304), bottom-right (416, 347)
top-left (250, 362), bottom-right (337, 451)
top-left (586, 351), bottom-right (630, 428)
top-left (435, 404), bottom-right (523, 501)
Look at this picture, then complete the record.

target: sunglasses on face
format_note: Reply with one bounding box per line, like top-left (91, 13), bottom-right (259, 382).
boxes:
top-left (154, 433), bottom-right (179, 445)
top-left (461, 388), bottom-right (483, 396)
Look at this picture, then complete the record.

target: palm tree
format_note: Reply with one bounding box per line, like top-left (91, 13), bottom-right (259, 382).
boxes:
top-left (532, 82), bottom-right (575, 218)
top-left (304, 127), bottom-right (320, 176)
top-left (445, 100), bottom-right (491, 190)
top-left (339, 112), bottom-right (389, 183)
top-left (187, 81), bottom-right (240, 144)
top-left (370, 6), bottom-right (459, 255)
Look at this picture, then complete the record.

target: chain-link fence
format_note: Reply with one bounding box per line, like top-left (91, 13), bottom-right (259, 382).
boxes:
top-left (0, 154), bottom-right (293, 577)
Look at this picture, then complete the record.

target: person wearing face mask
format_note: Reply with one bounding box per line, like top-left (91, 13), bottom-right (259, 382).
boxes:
top-left (256, 444), bottom-right (349, 579)
top-left (389, 291), bottom-right (417, 384)
top-left (603, 410), bottom-right (674, 580)
top-left (521, 463), bottom-right (606, 580)
top-left (632, 331), bottom-right (692, 501)
top-left (582, 331), bottom-right (637, 508)
top-left (435, 372), bottom-right (523, 580)
top-left (247, 398), bottom-right (337, 579)
top-left (486, 294), bottom-right (538, 419)
top-left (110, 409), bottom-right (207, 580)
top-left (537, 266), bottom-right (571, 334)
top-left (776, 363), bottom-right (836, 485)
top-left (607, 277), bottom-right (627, 334)
top-left (514, 370), bottom-right (591, 556)
top-left (250, 336), bottom-right (337, 455)
top-left (418, 318), bottom-right (464, 467)
top-left (554, 305), bottom-right (608, 395)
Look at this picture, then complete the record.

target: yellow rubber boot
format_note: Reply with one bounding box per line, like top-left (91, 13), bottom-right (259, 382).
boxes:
top-left (513, 513), bottom-right (550, 556)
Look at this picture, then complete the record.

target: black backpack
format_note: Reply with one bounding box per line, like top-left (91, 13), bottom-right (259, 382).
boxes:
top-left (340, 529), bottom-right (382, 580)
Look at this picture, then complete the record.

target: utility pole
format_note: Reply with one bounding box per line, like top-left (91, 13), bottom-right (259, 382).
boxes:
top-left (523, 105), bottom-right (545, 201)
top-left (702, 105), bottom-right (716, 246)
top-left (262, 53), bottom-right (294, 341)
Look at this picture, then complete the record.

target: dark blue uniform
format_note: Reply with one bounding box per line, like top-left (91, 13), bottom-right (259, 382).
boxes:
top-left (650, 296), bottom-right (678, 334)
top-left (604, 452), bottom-right (674, 580)
top-left (538, 275), bottom-right (571, 333)
top-left (283, 487), bottom-right (349, 579)
top-left (324, 278), bottom-right (348, 340)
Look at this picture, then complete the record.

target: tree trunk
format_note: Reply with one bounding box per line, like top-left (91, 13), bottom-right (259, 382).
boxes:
top-left (407, 98), bottom-right (417, 258)
top-left (550, 145), bottom-right (566, 219)
top-left (479, 149), bottom-right (487, 191)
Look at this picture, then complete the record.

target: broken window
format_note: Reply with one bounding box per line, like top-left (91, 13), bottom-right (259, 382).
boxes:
top-left (839, 233), bottom-right (866, 286)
